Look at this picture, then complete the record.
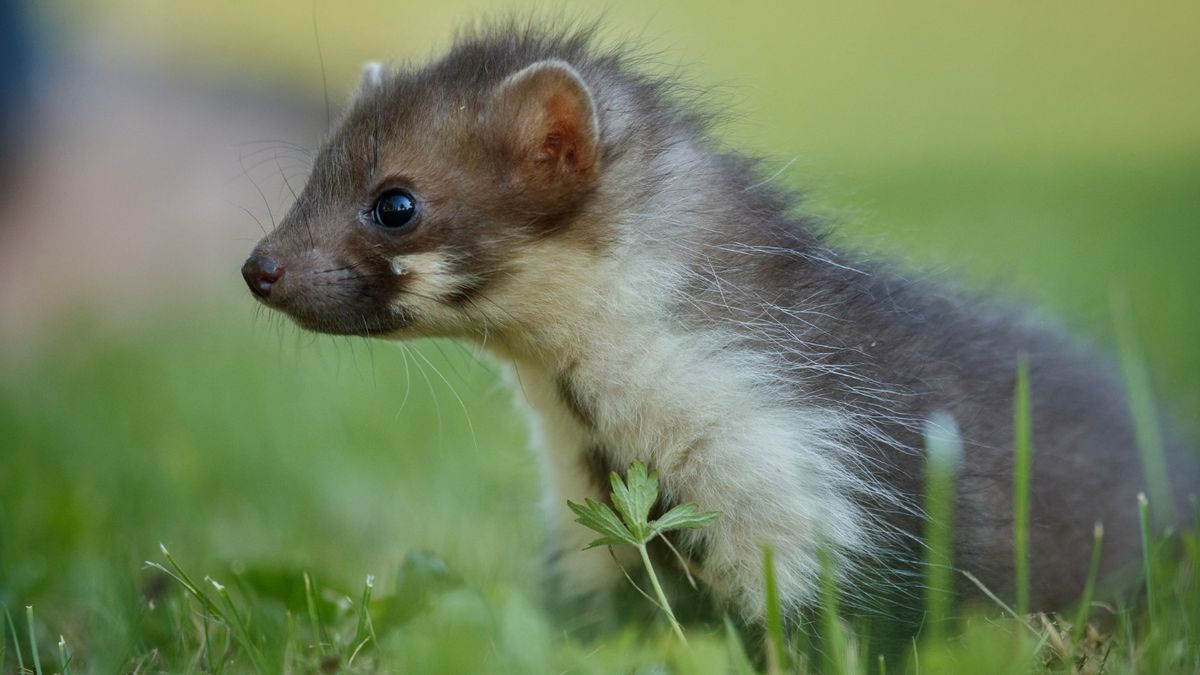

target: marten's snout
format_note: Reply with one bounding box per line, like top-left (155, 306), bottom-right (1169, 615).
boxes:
top-left (241, 254), bottom-right (284, 299)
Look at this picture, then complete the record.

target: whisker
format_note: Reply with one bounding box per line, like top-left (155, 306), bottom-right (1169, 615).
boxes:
top-left (312, 7), bottom-right (332, 130)
top-left (238, 148), bottom-right (278, 232)
top-left (408, 341), bottom-right (479, 454)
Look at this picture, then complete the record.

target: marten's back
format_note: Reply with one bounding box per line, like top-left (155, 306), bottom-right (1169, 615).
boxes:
top-left (713, 243), bottom-right (1198, 607)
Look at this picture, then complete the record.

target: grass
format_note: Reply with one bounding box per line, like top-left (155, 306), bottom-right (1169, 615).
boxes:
top-left (762, 546), bottom-right (787, 673)
top-left (4, 2), bottom-right (1200, 670)
top-left (1013, 355), bottom-right (1033, 617)
top-left (25, 607), bottom-right (41, 675)
top-left (922, 412), bottom-right (961, 642)
top-left (0, 337), bottom-right (1192, 672)
top-left (817, 548), bottom-right (849, 675)
top-left (1, 162), bottom-right (1198, 671)
top-left (1113, 293), bottom-right (1177, 528)
top-left (1071, 522), bottom-right (1104, 645)
top-left (1137, 494), bottom-right (1156, 625)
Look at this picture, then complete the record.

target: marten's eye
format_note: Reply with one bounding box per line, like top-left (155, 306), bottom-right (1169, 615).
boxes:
top-left (370, 190), bottom-right (418, 229)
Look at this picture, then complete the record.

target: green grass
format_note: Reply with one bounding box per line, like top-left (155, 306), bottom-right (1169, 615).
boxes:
top-left (2, 157), bottom-right (1199, 671)
top-left (762, 546), bottom-right (788, 673)
top-left (5, 1), bottom-right (1200, 671)
top-left (24, 606), bottom-right (41, 675)
top-left (922, 412), bottom-right (961, 643)
top-left (1137, 494), bottom-right (1156, 625)
top-left (1114, 293), bottom-right (1177, 528)
top-left (1013, 355), bottom-right (1033, 617)
top-left (1071, 523), bottom-right (1104, 645)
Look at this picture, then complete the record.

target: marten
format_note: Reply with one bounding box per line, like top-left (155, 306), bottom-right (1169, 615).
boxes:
top-left (240, 21), bottom-right (1196, 628)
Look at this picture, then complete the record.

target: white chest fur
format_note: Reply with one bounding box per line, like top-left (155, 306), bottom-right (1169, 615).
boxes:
top-left (497, 314), bottom-right (873, 618)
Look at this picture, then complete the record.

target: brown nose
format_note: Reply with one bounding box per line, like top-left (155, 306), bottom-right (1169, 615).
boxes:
top-left (241, 255), bottom-right (284, 299)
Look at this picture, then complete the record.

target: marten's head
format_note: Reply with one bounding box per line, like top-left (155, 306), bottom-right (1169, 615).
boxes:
top-left (242, 32), bottom-right (615, 339)
top-left (243, 27), bottom-right (790, 346)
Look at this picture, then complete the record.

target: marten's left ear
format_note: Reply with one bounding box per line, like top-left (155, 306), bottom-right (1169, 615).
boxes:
top-left (487, 60), bottom-right (599, 181)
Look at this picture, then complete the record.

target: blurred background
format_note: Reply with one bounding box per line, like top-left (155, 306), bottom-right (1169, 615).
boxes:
top-left (0, 0), bottom-right (1197, 669)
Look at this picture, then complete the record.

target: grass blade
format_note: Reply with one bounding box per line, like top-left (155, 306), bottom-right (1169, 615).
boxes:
top-left (208, 577), bottom-right (270, 674)
top-left (1072, 522), bottom-right (1105, 643)
top-left (57, 635), bottom-right (70, 675)
top-left (153, 544), bottom-right (217, 614)
top-left (762, 545), bottom-right (788, 674)
top-left (26, 606), bottom-right (42, 675)
top-left (819, 545), bottom-right (849, 675)
top-left (150, 545), bottom-right (269, 674)
top-left (1137, 493), bottom-right (1156, 624)
top-left (3, 604), bottom-right (23, 674)
top-left (960, 571), bottom-right (1039, 637)
top-left (723, 615), bottom-right (756, 675)
top-left (1111, 291), bottom-right (1176, 528)
top-left (351, 574), bottom-right (377, 659)
top-left (923, 411), bottom-right (962, 642)
top-left (303, 572), bottom-right (325, 654)
top-left (1013, 354), bottom-right (1033, 616)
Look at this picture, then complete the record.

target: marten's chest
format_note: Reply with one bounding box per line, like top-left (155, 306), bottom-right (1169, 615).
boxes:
top-left (501, 331), bottom-right (739, 468)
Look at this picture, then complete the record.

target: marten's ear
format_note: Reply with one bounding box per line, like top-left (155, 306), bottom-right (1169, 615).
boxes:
top-left (487, 60), bottom-right (599, 181)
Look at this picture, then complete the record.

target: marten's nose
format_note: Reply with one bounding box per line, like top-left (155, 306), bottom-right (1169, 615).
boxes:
top-left (241, 255), bottom-right (285, 299)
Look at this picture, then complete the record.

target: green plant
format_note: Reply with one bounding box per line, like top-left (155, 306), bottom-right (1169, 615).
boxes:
top-left (1071, 522), bottom-right (1104, 644)
top-left (1137, 493), bottom-right (1156, 623)
top-left (817, 546), bottom-right (850, 675)
top-left (349, 574), bottom-right (377, 666)
top-left (567, 460), bottom-right (721, 644)
top-left (57, 634), bottom-right (70, 675)
top-left (2, 604), bottom-right (20, 675)
top-left (1013, 354), bottom-right (1033, 617)
top-left (145, 544), bottom-right (271, 674)
top-left (923, 411), bottom-right (962, 642)
top-left (1112, 291), bottom-right (1176, 528)
top-left (25, 605), bottom-right (42, 675)
top-left (762, 545), bottom-right (789, 672)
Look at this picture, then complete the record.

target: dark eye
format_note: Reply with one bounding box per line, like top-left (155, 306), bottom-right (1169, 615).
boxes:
top-left (370, 189), bottom-right (417, 229)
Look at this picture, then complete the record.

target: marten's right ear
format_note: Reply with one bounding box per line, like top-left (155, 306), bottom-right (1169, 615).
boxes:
top-left (486, 60), bottom-right (600, 184)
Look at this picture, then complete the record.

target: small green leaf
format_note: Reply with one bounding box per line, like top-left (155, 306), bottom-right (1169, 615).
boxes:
top-left (651, 502), bottom-right (721, 534)
top-left (567, 498), bottom-right (636, 547)
top-left (610, 461), bottom-right (658, 541)
top-left (567, 459), bottom-right (721, 646)
top-left (583, 536), bottom-right (629, 550)
top-left (379, 549), bottom-right (461, 630)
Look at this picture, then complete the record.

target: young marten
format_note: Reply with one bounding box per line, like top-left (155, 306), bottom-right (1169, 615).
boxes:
top-left (241, 22), bottom-right (1196, 625)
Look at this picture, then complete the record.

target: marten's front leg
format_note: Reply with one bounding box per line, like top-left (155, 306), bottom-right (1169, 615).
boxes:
top-left (537, 441), bottom-right (633, 633)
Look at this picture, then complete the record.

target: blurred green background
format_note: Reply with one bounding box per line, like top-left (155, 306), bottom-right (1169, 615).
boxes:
top-left (1, 0), bottom-right (1197, 670)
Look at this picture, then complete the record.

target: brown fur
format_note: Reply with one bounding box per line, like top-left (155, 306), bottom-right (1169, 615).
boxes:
top-left (244, 20), bottom-right (1198, 623)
